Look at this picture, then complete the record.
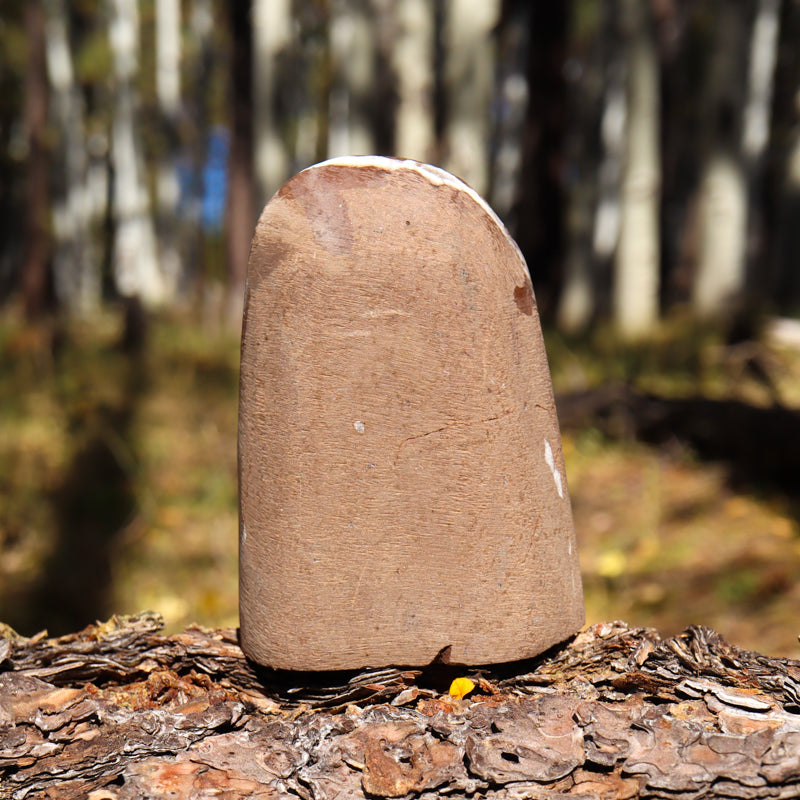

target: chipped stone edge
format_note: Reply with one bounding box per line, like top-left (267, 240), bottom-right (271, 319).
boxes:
top-left (544, 438), bottom-right (565, 500)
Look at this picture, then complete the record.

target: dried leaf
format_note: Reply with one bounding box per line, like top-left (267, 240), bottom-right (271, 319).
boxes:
top-left (448, 677), bottom-right (475, 699)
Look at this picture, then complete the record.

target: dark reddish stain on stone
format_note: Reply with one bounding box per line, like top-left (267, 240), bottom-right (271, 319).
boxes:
top-left (514, 283), bottom-right (534, 315)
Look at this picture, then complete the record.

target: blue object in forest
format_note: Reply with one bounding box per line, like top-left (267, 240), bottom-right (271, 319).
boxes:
top-left (201, 127), bottom-right (229, 232)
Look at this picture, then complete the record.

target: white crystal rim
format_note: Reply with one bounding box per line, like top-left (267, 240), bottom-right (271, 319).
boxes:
top-left (304, 155), bottom-right (529, 277)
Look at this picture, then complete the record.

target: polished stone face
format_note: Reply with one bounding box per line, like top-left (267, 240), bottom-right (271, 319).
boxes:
top-left (238, 156), bottom-right (584, 671)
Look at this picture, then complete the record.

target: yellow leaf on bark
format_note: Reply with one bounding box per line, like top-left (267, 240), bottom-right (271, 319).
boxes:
top-left (449, 677), bottom-right (475, 699)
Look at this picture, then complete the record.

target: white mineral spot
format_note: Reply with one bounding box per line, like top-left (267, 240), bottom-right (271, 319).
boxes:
top-left (354, 420), bottom-right (365, 434)
top-left (544, 438), bottom-right (564, 499)
top-left (241, 523), bottom-right (247, 544)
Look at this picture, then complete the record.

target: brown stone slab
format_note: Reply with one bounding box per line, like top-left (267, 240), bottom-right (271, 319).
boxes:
top-left (238, 156), bottom-right (584, 670)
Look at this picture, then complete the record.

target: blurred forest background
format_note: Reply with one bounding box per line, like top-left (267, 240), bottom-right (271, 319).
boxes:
top-left (2, 0), bottom-right (800, 656)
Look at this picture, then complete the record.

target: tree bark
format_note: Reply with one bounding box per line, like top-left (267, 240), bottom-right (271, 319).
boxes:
top-left (691, 0), bottom-right (750, 319)
top-left (589, 0), bottom-right (628, 322)
top-left (226, 0), bottom-right (255, 323)
top-left (253, 0), bottom-right (291, 209)
top-left (442, 0), bottom-right (499, 196)
top-left (20, 0), bottom-right (51, 320)
top-left (513, 0), bottom-right (569, 319)
top-left (108, 0), bottom-right (164, 305)
top-left (45, 0), bottom-right (101, 314)
top-left (489, 2), bottom-right (530, 222)
top-left (557, 2), bottom-right (608, 334)
top-left (764, 0), bottom-right (800, 312)
top-left (614, 0), bottom-right (661, 338)
top-left (391, 0), bottom-right (437, 163)
top-left (155, 0), bottom-right (183, 300)
top-left (3, 613), bottom-right (800, 799)
top-left (328, 0), bottom-right (376, 158)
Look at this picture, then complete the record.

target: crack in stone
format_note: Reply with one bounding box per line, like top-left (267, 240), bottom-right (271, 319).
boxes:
top-left (394, 408), bottom-right (516, 463)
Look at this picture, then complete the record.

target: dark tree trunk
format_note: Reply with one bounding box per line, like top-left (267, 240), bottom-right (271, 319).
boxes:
top-left (512, 0), bottom-right (569, 319)
top-left (20, 0), bottom-right (51, 319)
top-left (226, 0), bottom-right (255, 322)
top-left (657, 0), bottom-right (694, 309)
top-left (764, 0), bottom-right (800, 313)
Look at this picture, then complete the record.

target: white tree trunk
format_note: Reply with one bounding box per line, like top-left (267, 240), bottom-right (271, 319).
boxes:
top-left (44, 0), bottom-right (101, 313)
top-left (253, 0), bottom-right (291, 209)
top-left (559, 4), bottom-right (622, 335)
top-left (743, 0), bottom-right (780, 162)
top-left (156, 0), bottom-right (182, 298)
top-left (558, 201), bottom-right (596, 335)
top-left (593, 66), bottom-right (626, 262)
top-left (694, 153), bottom-right (747, 315)
top-left (328, 0), bottom-right (375, 158)
top-left (613, 0), bottom-right (660, 338)
top-left (156, 0), bottom-right (180, 117)
top-left (108, 0), bottom-right (163, 305)
top-left (392, 0), bottom-right (436, 163)
top-left (443, 0), bottom-right (499, 195)
top-left (692, 4), bottom-right (749, 318)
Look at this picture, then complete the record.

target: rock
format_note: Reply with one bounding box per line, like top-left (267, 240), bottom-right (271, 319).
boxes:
top-left (238, 156), bottom-right (584, 670)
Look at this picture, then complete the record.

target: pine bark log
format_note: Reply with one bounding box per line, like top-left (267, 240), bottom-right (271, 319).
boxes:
top-left (2, 613), bottom-right (800, 799)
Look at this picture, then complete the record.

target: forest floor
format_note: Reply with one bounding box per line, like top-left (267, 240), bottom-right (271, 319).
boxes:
top-left (2, 305), bottom-right (800, 658)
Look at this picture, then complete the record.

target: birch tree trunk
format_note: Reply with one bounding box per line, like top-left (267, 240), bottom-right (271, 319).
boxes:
top-left (108, 0), bottom-right (163, 305)
top-left (253, 0), bottom-right (291, 210)
top-left (593, 2), bottom-right (626, 268)
top-left (155, 0), bottom-right (182, 299)
top-left (442, 0), bottom-right (499, 195)
top-left (614, 0), bottom-right (660, 338)
top-left (45, 0), bottom-right (101, 314)
top-left (692, 2), bottom-right (750, 319)
top-left (328, 0), bottom-right (375, 158)
top-left (693, 155), bottom-right (748, 317)
top-left (742, 0), bottom-right (781, 164)
top-left (391, 0), bottom-right (436, 163)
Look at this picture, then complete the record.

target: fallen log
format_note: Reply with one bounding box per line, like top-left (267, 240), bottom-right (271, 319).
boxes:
top-left (2, 613), bottom-right (800, 799)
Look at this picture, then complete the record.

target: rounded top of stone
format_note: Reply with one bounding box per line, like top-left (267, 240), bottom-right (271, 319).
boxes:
top-left (294, 156), bottom-right (528, 275)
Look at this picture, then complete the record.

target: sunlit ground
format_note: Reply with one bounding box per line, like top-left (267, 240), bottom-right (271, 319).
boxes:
top-left (2, 307), bottom-right (799, 658)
